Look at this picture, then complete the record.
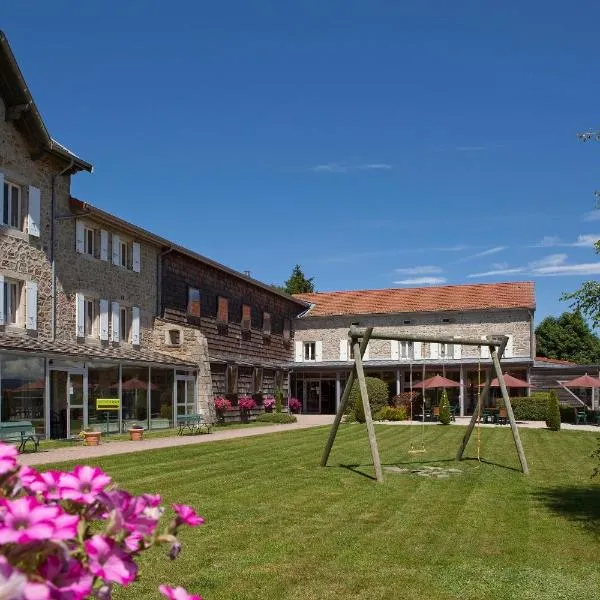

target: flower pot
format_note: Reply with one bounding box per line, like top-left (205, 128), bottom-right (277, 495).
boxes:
top-left (82, 431), bottom-right (101, 446)
top-left (128, 428), bottom-right (144, 441)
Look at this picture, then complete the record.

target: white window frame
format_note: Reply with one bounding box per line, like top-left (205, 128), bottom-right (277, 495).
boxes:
top-left (3, 278), bottom-right (22, 326)
top-left (84, 298), bottom-right (98, 338)
top-left (120, 306), bottom-right (131, 342)
top-left (303, 341), bottom-right (316, 362)
top-left (3, 180), bottom-right (22, 230)
top-left (400, 341), bottom-right (414, 360)
top-left (119, 240), bottom-right (129, 269)
top-left (84, 226), bottom-right (95, 257)
top-left (440, 343), bottom-right (455, 359)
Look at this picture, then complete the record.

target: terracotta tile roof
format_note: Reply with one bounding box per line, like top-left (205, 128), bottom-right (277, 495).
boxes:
top-left (294, 281), bottom-right (535, 317)
top-left (534, 356), bottom-right (577, 366)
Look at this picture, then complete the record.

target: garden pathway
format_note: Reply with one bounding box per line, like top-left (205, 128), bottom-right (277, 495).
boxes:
top-left (19, 415), bottom-right (335, 466)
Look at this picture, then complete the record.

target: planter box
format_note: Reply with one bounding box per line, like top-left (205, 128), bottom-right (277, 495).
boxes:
top-left (220, 407), bottom-right (265, 423)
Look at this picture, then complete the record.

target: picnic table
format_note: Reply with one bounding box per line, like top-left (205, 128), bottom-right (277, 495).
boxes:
top-left (176, 414), bottom-right (212, 435)
top-left (0, 420), bottom-right (40, 452)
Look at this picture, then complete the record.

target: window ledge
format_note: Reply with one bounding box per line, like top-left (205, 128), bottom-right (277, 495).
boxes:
top-left (0, 225), bottom-right (28, 241)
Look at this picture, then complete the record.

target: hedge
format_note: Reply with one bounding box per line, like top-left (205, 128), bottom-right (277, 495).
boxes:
top-left (510, 393), bottom-right (551, 421)
top-left (255, 413), bottom-right (297, 424)
top-left (347, 377), bottom-right (389, 423)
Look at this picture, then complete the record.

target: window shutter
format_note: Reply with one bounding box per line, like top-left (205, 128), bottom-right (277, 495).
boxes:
top-left (315, 341), bottom-right (323, 362)
top-left (25, 281), bottom-right (37, 330)
top-left (481, 336), bottom-right (490, 358)
top-left (295, 341), bottom-right (303, 362)
top-left (27, 186), bottom-right (40, 237)
top-left (414, 342), bottom-right (422, 360)
top-left (339, 339), bottom-right (348, 361)
top-left (99, 299), bottom-right (109, 341)
top-left (454, 337), bottom-right (462, 359)
top-left (112, 234), bottom-right (120, 265)
top-left (363, 342), bottom-right (370, 361)
top-left (504, 335), bottom-right (514, 358)
top-left (132, 242), bottom-right (141, 273)
top-left (391, 340), bottom-right (399, 360)
top-left (0, 172), bottom-right (4, 225)
top-left (111, 302), bottom-right (120, 342)
top-left (76, 220), bottom-right (85, 253)
top-left (430, 343), bottom-right (439, 359)
top-left (75, 293), bottom-right (85, 338)
top-left (100, 230), bottom-right (108, 261)
top-left (0, 274), bottom-right (5, 326)
top-left (131, 306), bottom-right (140, 345)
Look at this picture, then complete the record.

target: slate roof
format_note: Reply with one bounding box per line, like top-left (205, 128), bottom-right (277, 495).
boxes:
top-left (0, 333), bottom-right (195, 367)
top-left (295, 282), bottom-right (536, 317)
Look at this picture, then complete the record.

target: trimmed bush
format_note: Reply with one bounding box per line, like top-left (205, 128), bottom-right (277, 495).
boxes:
top-left (545, 390), bottom-right (561, 431)
top-left (274, 388), bottom-right (284, 413)
top-left (439, 390), bottom-right (451, 425)
top-left (510, 393), bottom-right (551, 421)
top-left (347, 377), bottom-right (390, 423)
top-left (376, 406), bottom-right (408, 421)
top-left (255, 413), bottom-right (297, 424)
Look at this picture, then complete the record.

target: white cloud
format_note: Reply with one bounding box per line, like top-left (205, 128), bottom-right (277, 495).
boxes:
top-left (572, 234), bottom-right (599, 247)
top-left (456, 246), bottom-right (506, 262)
top-left (358, 163), bottom-right (393, 170)
top-left (492, 262), bottom-right (508, 270)
top-left (395, 266), bottom-right (443, 275)
top-left (534, 262), bottom-right (600, 276)
top-left (312, 162), bottom-right (392, 173)
top-left (467, 268), bottom-right (525, 278)
top-left (529, 254), bottom-right (567, 269)
top-left (455, 145), bottom-right (488, 152)
top-left (583, 211), bottom-right (600, 222)
top-left (538, 235), bottom-right (561, 247)
top-left (394, 277), bottom-right (447, 286)
top-left (468, 253), bottom-right (600, 278)
top-left (533, 234), bottom-right (599, 248)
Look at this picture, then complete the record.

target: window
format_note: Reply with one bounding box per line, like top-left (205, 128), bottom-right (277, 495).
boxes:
top-left (440, 343), bottom-right (454, 359)
top-left (263, 312), bottom-right (271, 337)
top-left (84, 227), bottom-right (95, 256)
top-left (119, 241), bottom-right (130, 269)
top-left (283, 319), bottom-right (291, 342)
top-left (253, 367), bottom-right (263, 393)
top-left (226, 364), bottom-right (238, 394)
top-left (84, 299), bottom-right (98, 337)
top-left (241, 304), bottom-right (251, 331)
top-left (441, 317), bottom-right (454, 324)
top-left (3, 181), bottom-right (22, 230)
top-left (217, 297), bottom-right (229, 324)
top-left (120, 306), bottom-right (131, 342)
top-left (304, 342), bottom-right (316, 361)
top-left (400, 341), bottom-right (414, 359)
top-left (168, 329), bottom-right (181, 346)
top-left (403, 319), bottom-right (412, 325)
top-left (187, 288), bottom-right (200, 317)
top-left (3, 279), bottom-right (22, 325)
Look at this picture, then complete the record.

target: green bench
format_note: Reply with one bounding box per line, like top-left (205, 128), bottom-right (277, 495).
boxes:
top-left (0, 421), bottom-right (40, 452)
top-left (176, 414), bottom-right (212, 436)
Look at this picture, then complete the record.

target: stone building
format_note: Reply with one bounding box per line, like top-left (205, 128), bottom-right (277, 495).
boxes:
top-left (290, 282), bottom-right (536, 416)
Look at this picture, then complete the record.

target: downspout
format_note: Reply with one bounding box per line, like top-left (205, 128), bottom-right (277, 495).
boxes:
top-left (50, 158), bottom-right (74, 341)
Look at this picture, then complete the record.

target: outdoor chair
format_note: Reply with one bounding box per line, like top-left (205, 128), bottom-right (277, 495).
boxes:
top-left (432, 406), bottom-right (440, 422)
top-left (497, 408), bottom-right (508, 425)
top-left (575, 410), bottom-right (588, 425)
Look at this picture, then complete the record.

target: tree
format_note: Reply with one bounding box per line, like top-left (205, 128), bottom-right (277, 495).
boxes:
top-left (283, 264), bottom-right (315, 295)
top-left (535, 310), bottom-right (600, 364)
top-left (438, 390), bottom-right (451, 425)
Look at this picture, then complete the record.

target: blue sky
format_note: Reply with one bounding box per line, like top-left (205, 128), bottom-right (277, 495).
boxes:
top-left (3, 1), bottom-right (600, 323)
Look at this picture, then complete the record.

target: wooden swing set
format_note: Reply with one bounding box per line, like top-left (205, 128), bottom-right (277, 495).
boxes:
top-left (320, 324), bottom-right (529, 482)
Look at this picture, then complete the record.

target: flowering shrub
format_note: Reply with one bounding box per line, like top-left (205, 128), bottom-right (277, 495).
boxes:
top-left (0, 443), bottom-right (204, 599)
top-left (214, 396), bottom-right (232, 413)
top-left (238, 397), bottom-right (257, 411)
top-left (263, 396), bottom-right (275, 410)
top-left (288, 398), bottom-right (301, 413)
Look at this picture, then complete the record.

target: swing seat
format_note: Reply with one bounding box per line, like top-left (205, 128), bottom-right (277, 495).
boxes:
top-left (408, 444), bottom-right (427, 455)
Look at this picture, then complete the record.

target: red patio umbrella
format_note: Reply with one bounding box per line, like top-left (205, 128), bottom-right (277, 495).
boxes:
top-left (479, 373), bottom-right (533, 388)
top-left (111, 377), bottom-right (157, 391)
top-left (561, 374), bottom-right (600, 388)
top-left (412, 375), bottom-right (461, 389)
top-left (7, 379), bottom-right (45, 393)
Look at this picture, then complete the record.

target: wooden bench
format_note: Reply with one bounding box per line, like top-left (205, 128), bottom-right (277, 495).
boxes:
top-left (0, 421), bottom-right (40, 452)
top-left (176, 414), bottom-right (212, 436)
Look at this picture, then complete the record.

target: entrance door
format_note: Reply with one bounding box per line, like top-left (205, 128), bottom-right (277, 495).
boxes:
top-left (304, 380), bottom-right (321, 413)
top-left (67, 373), bottom-right (85, 438)
top-left (50, 369), bottom-right (87, 439)
top-left (176, 377), bottom-right (196, 418)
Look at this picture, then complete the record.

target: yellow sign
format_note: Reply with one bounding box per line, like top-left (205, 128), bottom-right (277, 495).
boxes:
top-left (96, 398), bottom-right (120, 411)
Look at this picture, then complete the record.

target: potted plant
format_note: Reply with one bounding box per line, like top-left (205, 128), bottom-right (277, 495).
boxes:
top-left (214, 396), bottom-right (232, 423)
top-left (288, 397), bottom-right (301, 414)
top-left (79, 427), bottom-right (101, 446)
top-left (263, 396), bottom-right (275, 413)
top-left (128, 423), bottom-right (144, 441)
top-left (238, 396), bottom-right (257, 422)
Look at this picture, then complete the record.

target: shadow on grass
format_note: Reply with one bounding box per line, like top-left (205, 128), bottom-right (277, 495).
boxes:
top-left (534, 485), bottom-right (600, 536)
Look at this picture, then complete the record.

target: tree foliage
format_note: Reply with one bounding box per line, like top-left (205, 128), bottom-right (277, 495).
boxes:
top-left (283, 265), bottom-right (315, 295)
top-left (545, 390), bottom-right (561, 431)
top-left (347, 377), bottom-right (389, 423)
top-left (438, 390), bottom-right (451, 425)
top-left (535, 311), bottom-right (600, 364)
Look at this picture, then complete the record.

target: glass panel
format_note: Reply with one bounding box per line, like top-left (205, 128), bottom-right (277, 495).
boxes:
top-left (150, 368), bottom-right (174, 429)
top-left (186, 379), bottom-right (195, 413)
top-left (68, 374), bottom-right (84, 437)
top-left (10, 185), bottom-right (19, 229)
top-left (50, 370), bottom-right (67, 439)
top-left (88, 366), bottom-right (119, 434)
top-left (176, 379), bottom-right (187, 416)
top-left (122, 367), bottom-right (149, 429)
top-left (305, 381), bottom-right (320, 413)
top-left (2, 183), bottom-right (7, 225)
top-left (0, 353), bottom-right (45, 433)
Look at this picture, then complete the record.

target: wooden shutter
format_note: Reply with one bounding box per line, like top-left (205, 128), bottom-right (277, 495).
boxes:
top-left (132, 242), bottom-right (141, 273)
top-left (263, 312), bottom-right (271, 336)
top-left (339, 339), bottom-right (348, 361)
top-left (100, 230), bottom-right (108, 261)
top-left (99, 299), bottom-right (109, 341)
top-left (430, 342), bottom-right (439, 359)
top-left (0, 172), bottom-right (4, 225)
top-left (454, 337), bottom-right (462, 359)
top-left (27, 186), bottom-right (40, 237)
top-left (25, 281), bottom-right (37, 330)
top-left (111, 302), bottom-right (120, 342)
top-left (0, 274), bottom-right (4, 326)
top-left (75, 293), bottom-right (85, 338)
top-left (76, 220), bottom-right (85, 253)
top-left (131, 306), bottom-right (140, 345)
top-left (413, 342), bottom-right (422, 360)
top-left (112, 234), bottom-right (120, 265)
top-left (241, 304), bottom-right (251, 331)
top-left (295, 341), bottom-right (303, 362)
top-left (363, 342), bottom-right (370, 361)
top-left (315, 341), bottom-right (323, 362)
top-left (391, 340), bottom-right (399, 360)
top-left (217, 297), bottom-right (228, 323)
top-left (188, 288), bottom-right (201, 317)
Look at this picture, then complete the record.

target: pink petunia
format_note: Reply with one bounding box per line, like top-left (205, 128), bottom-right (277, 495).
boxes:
top-left (39, 471), bottom-right (66, 501)
top-left (104, 490), bottom-right (161, 537)
top-left (0, 555), bottom-right (27, 599)
top-left (0, 443), bottom-right (18, 476)
top-left (84, 535), bottom-right (137, 586)
top-left (172, 505), bottom-right (204, 527)
top-left (19, 466), bottom-right (45, 493)
top-left (32, 556), bottom-right (93, 600)
top-left (0, 497), bottom-right (78, 544)
top-left (60, 466), bottom-right (111, 505)
top-left (159, 584), bottom-right (203, 600)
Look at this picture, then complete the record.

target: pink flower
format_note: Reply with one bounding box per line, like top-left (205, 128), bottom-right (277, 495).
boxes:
top-left (172, 505), bottom-right (204, 527)
top-left (41, 556), bottom-right (92, 600)
top-left (39, 471), bottom-right (66, 501)
top-left (104, 490), bottom-right (161, 536)
top-left (159, 585), bottom-right (203, 600)
top-left (60, 466), bottom-right (111, 505)
top-left (123, 531), bottom-right (145, 553)
top-left (0, 443), bottom-right (18, 475)
top-left (84, 535), bottom-right (137, 586)
top-left (0, 556), bottom-right (27, 599)
top-left (19, 466), bottom-right (45, 493)
top-left (0, 497), bottom-right (78, 544)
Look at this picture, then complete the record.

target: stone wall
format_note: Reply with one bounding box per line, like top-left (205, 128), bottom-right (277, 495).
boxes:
top-left (293, 308), bottom-right (534, 361)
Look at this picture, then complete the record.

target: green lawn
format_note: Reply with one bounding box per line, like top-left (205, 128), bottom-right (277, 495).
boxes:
top-left (42, 424), bottom-right (600, 600)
